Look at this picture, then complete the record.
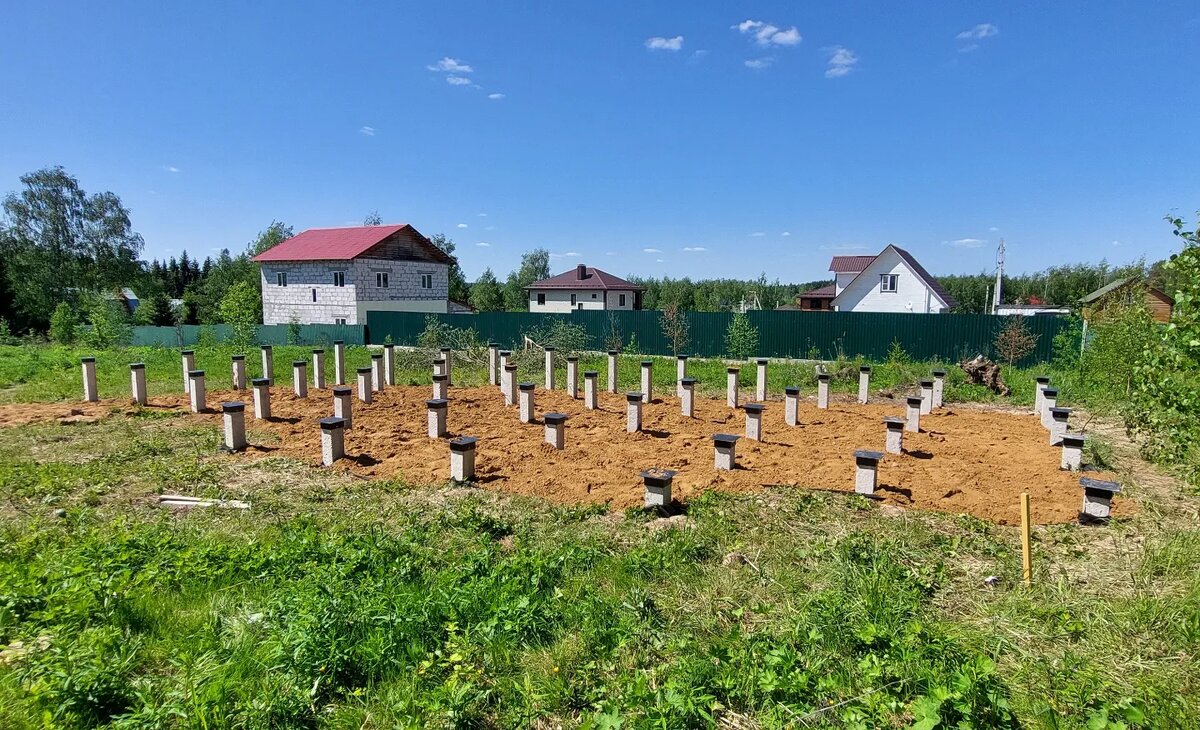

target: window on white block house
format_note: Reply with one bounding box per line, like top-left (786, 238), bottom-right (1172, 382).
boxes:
top-left (420, 273), bottom-right (433, 289)
top-left (276, 272), bottom-right (287, 287)
top-left (332, 271), bottom-right (345, 287)
top-left (311, 289), bottom-right (316, 302)
top-left (619, 293), bottom-right (626, 307)
top-left (537, 293), bottom-right (546, 305)
top-left (880, 274), bottom-right (899, 293)
top-left (376, 272), bottom-right (389, 288)
top-left (335, 318), bottom-right (346, 325)
top-left (591, 293), bottom-right (597, 299)
top-left (570, 293), bottom-right (577, 305)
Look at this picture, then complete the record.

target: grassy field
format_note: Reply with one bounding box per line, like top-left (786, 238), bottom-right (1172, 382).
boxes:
top-left (0, 343), bottom-right (1055, 408)
top-left (0, 344), bottom-right (1196, 728)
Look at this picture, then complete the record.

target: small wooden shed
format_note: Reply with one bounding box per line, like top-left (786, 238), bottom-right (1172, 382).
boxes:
top-left (1080, 277), bottom-right (1174, 323)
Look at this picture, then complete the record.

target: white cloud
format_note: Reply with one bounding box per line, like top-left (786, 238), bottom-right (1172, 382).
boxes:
top-left (1112, 240), bottom-right (1121, 246)
top-left (690, 50), bottom-right (709, 61)
top-left (825, 47), bottom-right (858, 78)
top-left (456, 223), bottom-right (468, 228)
top-left (956, 23), bottom-right (998, 40)
top-left (682, 246), bottom-right (707, 252)
top-left (643, 247), bottom-right (662, 253)
top-left (645, 35), bottom-right (684, 51)
top-left (948, 238), bottom-right (985, 248)
top-left (477, 212), bottom-right (488, 217)
top-left (744, 57), bottom-right (774, 69)
top-left (819, 243), bottom-right (869, 251)
top-left (550, 251), bottom-right (581, 258)
top-left (781, 231), bottom-right (791, 237)
top-left (358, 126), bottom-right (375, 136)
top-left (485, 225), bottom-right (496, 231)
top-left (989, 226), bottom-right (999, 232)
top-left (732, 19), bottom-right (802, 47)
top-left (446, 76), bottom-right (473, 86)
top-left (656, 258), bottom-right (665, 263)
top-left (605, 251), bottom-right (616, 256)
top-left (488, 93), bottom-right (505, 100)
top-left (428, 57), bottom-right (473, 73)
top-left (749, 232), bottom-right (766, 237)
top-left (958, 44), bottom-right (979, 53)
top-left (476, 242), bottom-right (491, 247)
top-left (164, 165), bottom-right (180, 173)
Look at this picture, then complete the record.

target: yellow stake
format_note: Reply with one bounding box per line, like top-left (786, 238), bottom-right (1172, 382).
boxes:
top-left (1021, 492), bottom-right (1033, 586)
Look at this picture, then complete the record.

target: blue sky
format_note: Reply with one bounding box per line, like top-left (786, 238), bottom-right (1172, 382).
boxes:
top-left (2, 2), bottom-right (1198, 283)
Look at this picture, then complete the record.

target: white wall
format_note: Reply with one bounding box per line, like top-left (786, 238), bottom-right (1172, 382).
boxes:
top-left (528, 289), bottom-right (636, 312)
top-left (833, 249), bottom-right (948, 314)
top-left (260, 259), bottom-right (449, 324)
top-left (834, 272), bottom-right (857, 296)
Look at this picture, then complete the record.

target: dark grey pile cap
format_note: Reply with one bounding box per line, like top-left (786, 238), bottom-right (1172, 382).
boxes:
top-left (449, 436), bottom-right (477, 451)
top-left (318, 416), bottom-right (345, 429)
top-left (626, 392), bottom-right (643, 402)
top-left (426, 398), bottom-right (448, 408)
top-left (712, 433), bottom-right (739, 446)
top-left (222, 401), bottom-right (245, 412)
top-left (855, 449), bottom-right (884, 461)
top-left (639, 468), bottom-right (677, 488)
top-left (1080, 476), bottom-right (1121, 494)
top-left (743, 403), bottom-right (765, 414)
top-left (518, 382), bottom-right (535, 391)
top-left (785, 386), bottom-right (800, 395)
top-left (543, 412), bottom-right (568, 425)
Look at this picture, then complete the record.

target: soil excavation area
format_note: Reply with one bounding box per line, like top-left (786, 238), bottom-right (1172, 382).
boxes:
top-left (0, 383), bottom-right (1122, 525)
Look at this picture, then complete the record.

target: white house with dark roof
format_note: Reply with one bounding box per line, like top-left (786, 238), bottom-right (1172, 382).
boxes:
top-left (815, 245), bottom-right (956, 314)
top-left (252, 224), bottom-right (456, 325)
top-left (526, 264), bottom-right (644, 312)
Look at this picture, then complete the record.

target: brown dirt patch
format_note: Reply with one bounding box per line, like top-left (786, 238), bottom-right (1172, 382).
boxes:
top-left (0, 386), bottom-right (1123, 525)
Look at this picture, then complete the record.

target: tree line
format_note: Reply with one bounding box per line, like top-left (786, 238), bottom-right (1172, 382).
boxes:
top-left (0, 165), bottom-right (1180, 340)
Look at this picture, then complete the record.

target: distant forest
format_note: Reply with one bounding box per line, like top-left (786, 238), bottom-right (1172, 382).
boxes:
top-left (1, 166), bottom-right (1186, 335)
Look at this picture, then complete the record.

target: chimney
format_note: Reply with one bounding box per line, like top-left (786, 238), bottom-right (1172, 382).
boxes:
top-left (576, 264), bottom-right (587, 280)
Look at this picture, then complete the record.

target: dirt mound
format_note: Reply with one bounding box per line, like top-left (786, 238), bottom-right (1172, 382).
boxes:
top-left (0, 385), bottom-right (1123, 525)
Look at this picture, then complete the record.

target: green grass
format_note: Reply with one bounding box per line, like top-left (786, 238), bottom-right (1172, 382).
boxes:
top-left (0, 344), bottom-right (1052, 409)
top-left (0, 414), bottom-right (1195, 727)
top-left (0, 344), bottom-right (1196, 727)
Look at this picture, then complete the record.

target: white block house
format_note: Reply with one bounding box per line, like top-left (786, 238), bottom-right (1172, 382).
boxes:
top-left (829, 245), bottom-right (956, 314)
top-left (252, 224), bottom-right (455, 325)
top-left (526, 265), bottom-right (644, 312)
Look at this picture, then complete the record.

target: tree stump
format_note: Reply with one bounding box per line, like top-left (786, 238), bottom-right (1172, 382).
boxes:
top-left (960, 355), bottom-right (1011, 396)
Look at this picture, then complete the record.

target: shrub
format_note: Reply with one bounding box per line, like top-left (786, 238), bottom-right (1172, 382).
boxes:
top-left (660, 303), bottom-right (690, 355)
top-left (49, 302), bottom-right (79, 345)
top-left (725, 312), bottom-right (758, 360)
top-left (994, 317), bottom-right (1039, 364)
top-left (79, 294), bottom-right (132, 349)
top-left (218, 281), bottom-right (261, 350)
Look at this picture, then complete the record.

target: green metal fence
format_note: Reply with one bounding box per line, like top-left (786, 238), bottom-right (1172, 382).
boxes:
top-left (366, 310), bottom-right (1069, 364)
top-left (127, 324), bottom-right (366, 347)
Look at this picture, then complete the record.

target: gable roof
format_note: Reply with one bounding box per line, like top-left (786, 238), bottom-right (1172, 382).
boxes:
top-left (1079, 276), bottom-right (1175, 306)
top-left (799, 283), bottom-right (836, 298)
top-left (831, 245), bottom-right (957, 310)
top-left (829, 255), bottom-right (876, 273)
top-left (527, 265), bottom-right (644, 291)
top-left (251, 224), bottom-right (455, 265)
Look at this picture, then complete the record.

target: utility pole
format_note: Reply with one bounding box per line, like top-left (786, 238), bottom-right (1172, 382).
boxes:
top-left (993, 238), bottom-right (1005, 314)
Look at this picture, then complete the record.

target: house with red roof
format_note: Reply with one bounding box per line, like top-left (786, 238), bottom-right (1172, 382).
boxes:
top-left (796, 245), bottom-right (956, 314)
top-left (525, 264), bottom-right (644, 312)
top-left (251, 224), bottom-right (456, 325)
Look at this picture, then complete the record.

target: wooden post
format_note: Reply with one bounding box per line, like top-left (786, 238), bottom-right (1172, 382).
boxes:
top-left (1020, 492), bottom-right (1032, 587)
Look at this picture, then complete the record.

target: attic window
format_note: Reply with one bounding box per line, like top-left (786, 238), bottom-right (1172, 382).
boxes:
top-left (880, 274), bottom-right (898, 293)
top-left (420, 273), bottom-right (433, 289)
top-left (537, 293), bottom-right (546, 306)
top-left (276, 272), bottom-right (287, 287)
top-left (376, 272), bottom-right (389, 288)
top-left (332, 271), bottom-right (345, 287)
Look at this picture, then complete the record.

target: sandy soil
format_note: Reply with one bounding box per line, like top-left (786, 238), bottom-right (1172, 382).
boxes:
top-left (0, 384), bottom-right (1123, 525)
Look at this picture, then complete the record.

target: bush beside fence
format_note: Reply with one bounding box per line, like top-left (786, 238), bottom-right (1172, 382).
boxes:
top-left (366, 310), bottom-right (1068, 364)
